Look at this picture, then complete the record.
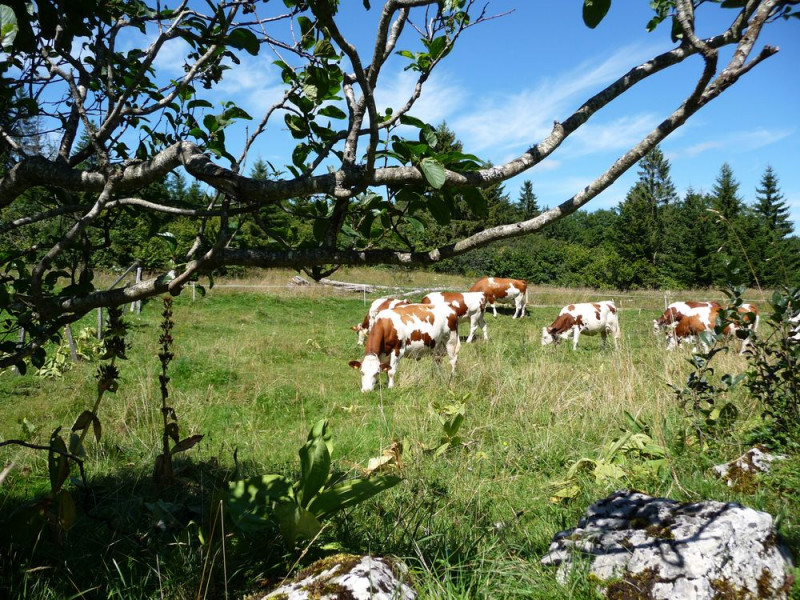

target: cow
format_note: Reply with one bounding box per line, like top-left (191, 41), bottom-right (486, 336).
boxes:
top-left (348, 303), bottom-right (461, 392)
top-left (665, 303), bottom-right (760, 354)
top-left (652, 301), bottom-right (721, 336)
top-left (469, 277), bottom-right (527, 318)
top-left (351, 296), bottom-right (410, 345)
top-left (541, 301), bottom-right (620, 350)
top-left (420, 291), bottom-right (488, 343)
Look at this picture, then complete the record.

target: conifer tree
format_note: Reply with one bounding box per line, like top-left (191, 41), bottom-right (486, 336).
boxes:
top-left (753, 166), bottom-right (794, 287)
top-left (517, 180), bottom-right (540, 220)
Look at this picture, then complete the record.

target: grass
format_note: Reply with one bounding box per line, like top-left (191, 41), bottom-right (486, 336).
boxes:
top-left (0, 267), bottom-right (796, 599)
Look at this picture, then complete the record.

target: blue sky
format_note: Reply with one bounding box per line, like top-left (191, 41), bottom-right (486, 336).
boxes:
top-left (148, 2), bottom-right (800, 229)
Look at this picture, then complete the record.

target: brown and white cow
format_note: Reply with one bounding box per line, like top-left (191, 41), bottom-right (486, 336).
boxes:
top-left (348, 303), bottom-right (461, 392)
top-left (469, 277), bottom-right (527, 318)
top-left (664, 303), bottom-right (760, 354)
top-left (420, 291), bottom-right (488, 343)
top-left (652, 301), bottom-right (721, 336)
top-left (351, 296), bottom-right (410, 345)
top-left (789, 313), bottom-right (800, 342)
top-left (541, 301), bottom-right (620, 350)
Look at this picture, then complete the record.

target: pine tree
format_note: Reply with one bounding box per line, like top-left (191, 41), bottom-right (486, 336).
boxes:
top-left (708, 163), bottom-right (748, 283)
top-left (610, 146), bottom-right (677, 287)
top-left (517, 180), bottom-right (540, 220)
top-left (753, 166), bottom-right (794, 287)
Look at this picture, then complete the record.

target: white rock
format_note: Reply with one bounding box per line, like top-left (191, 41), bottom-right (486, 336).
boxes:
top-left (541, 490), bottom-right (793, 599)
top-left (713, 446), bottom-right (786, 487)
top-left (263, 554), bottom-right (416, 600)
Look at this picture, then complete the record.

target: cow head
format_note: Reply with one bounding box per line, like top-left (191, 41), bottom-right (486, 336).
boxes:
top-left (349, 355), bottom-right (389, 392)
top-left (541, 327), bottom-right (558, 346)
top-left (350, 323), bottom-right (367, 345)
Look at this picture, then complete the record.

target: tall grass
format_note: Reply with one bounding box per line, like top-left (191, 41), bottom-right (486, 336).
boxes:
top-left (0, 269), bottom-right (795, 599)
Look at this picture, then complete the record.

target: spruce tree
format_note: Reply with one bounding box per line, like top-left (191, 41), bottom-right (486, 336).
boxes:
top-left (754, 166), bottom-right (794, 287)
top-left (709, 163), bottom-right (748, 283)
top-left (517, 180), bottom-right (540, 220)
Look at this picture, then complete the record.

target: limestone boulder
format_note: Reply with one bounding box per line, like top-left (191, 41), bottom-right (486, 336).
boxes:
top-left (263, 554), bottom-right (416, 600)
top-left (541, 490), bottom-right (793, 599)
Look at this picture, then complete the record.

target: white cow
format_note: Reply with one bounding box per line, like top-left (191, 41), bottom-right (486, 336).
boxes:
top-left (652, 301), bottom-right (721, 336)
top-left (541, 301), bottom-right (620, 350)
top-left (348, 303), bottom-right (461, 392)
top-left (420, 291), bottom-right (488, 343)
top-left (788, 312), bottom-right (800, 342)
top-left (351, 296), bottom-right (410, 345)
top-left (469, 277), bottom-right (527, 318)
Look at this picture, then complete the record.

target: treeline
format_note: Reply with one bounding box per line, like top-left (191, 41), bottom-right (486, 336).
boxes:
top-left (424, 145), bottom-right (799, 290)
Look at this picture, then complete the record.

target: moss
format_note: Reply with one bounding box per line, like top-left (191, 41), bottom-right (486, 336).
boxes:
top-left (756, 568), bottom-right (773, 598)
top-left (644, 523), bottom-right (675, 540)
top-left (709, 576), bottom-right (754, 600)
top-left (297, 553), bottom-right (360, 580)
top-left (604, 567), bottom-right (662, 600)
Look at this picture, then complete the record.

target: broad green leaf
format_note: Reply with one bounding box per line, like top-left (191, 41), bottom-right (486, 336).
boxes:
top-left (583, 0), bottom-right (611, 29)
top-left (399, 115), bottom-right (426, 129)
top-left (227, 474), bottom-right (295, 532)
top-left (274, 503), bottom-right (322, 546)
top-left (550, 483), bottom-right (580, 503)
top-left (318, 105), bottom-right (347, 119)
top-left (56, 489), bottom-right (77, 531)
top-left (0, 5), bottom-right (18, 51)
top-left (308, 475), bottom-right (401, 519)
top-left (48, 429), bottom-right (70, 493)
top-left (460, 187), bottom-right (487, 217)
top-left (593, 460), bottom-right (626, 483)
top-left (298, 434), bottom-right (331, 507)
top-left (72, 410), bottom-right (95, 432)
top-left (313, 218), bottom-right (329, 242)
top-left (155, 232), bottom-right (178, 253)
top-left (226, 28), bottom-right (260, 55)
top-left (420, 157), bottom-right (446, 189)
top-left (426, 194), bottom-right (451, 225)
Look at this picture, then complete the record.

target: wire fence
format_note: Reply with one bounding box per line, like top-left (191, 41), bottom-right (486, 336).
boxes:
top-left (189, 280), bottom-right (766, 313)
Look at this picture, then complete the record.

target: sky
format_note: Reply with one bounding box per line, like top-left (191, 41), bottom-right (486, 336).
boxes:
top-left (153, 2), bottom-right (800, 229)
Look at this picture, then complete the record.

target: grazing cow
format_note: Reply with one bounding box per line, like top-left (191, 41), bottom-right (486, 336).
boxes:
top-left (469, 277), bottom-right (527, 318)
top-left (652, 301), bottom-right (721, 336)
top-left (541, 301), bottom-right (620, 350)
top-left (666, 303), bottom-right (760, 354)
top-left (352, 297), bottom-right (410, 345)
top-left (348, 303), bottom-right (460, 392)
top-left (420, 291), bottom-right (488, 343)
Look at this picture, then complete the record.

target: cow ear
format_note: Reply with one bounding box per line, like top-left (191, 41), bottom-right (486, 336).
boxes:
top-left (348, 360), bottom-right (362, 370)
top-left (380, 363), bottom-right (391, 372)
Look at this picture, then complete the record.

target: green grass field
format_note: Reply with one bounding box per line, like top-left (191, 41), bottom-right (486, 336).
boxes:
top-left (1, 269), bottom-right (797, 599)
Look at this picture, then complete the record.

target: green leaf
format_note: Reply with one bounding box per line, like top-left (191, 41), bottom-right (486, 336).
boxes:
top-left (72, 410), bottom-right (95, 432)
top-left (227, 474), bottom-right (295, 532)
top-left (0, 5), bottom-right (18, 51)
top-left (48, 429), bottom-right (70, 493)
top-left (226, 27), bottom-right (260, 55)
top-left (56, 489), bottom-right (77, 531)
top-left (313, 218), bottom-right (329, 242)
top-left (460, 187), bottom-right (487, 217)
top-left (298, 432), bottom-right (331, 507)
top-left (307, 475), bottom-right (401, 519)
top-left (155, 232), bottom-right (178, 254)
top-left (285, 114), bottom-right (309, 138)
top-left (583, 0), bottom-right (611, 29)
top-left (274, 503), bottom-right (322, 546)
top-left (318, 105), bottom-right (347, 119)
top-left (426, 195), bottom-right (451, 225)
top-left (420, 157), bottom-right (446, 189)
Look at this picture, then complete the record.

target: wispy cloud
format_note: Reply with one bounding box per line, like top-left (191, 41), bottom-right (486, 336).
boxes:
top-left (450, 43), bottom-right (659, 155)
top-left (562, 113), bottom-right (657, 157)
top-left (373, 69), bottom-right (467, 125)
top-left (676, 127), bottom-right (796, 158)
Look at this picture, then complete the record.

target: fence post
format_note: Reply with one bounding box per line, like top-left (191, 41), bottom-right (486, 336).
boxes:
top-left (65, 324), bottom-right (79, 362)
top-left (12, 328), bottom-right (25, 375)
top-left (192, 282), bottom-right (196, 302)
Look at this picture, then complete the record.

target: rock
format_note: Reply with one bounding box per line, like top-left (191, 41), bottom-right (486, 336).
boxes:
top-left (713, 446), bottom-right (786, 488)
top-left (541, 490), bottom-right (794, 599)
top-left (263, 554), bottom-right (416, 600)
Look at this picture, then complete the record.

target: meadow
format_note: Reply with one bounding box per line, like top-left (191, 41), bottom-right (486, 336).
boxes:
top-left (0, 268), bottom-right (797, 599)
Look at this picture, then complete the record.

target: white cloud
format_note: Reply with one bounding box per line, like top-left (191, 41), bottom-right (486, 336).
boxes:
top-left (562, 113), bottom-right (657, 157)
top-left (450, 43), bottom-right (660, 155)
top-left (373, 69), bottom-right (467, 126)
top-left (678, 127), bottom-right (796, 158)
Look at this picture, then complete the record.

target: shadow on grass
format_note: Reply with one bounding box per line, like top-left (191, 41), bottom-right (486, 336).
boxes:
top-left (0, 457), bottom-right (296, 599)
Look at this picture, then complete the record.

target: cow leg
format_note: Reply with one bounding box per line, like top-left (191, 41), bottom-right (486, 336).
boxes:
top-left (479, 312), bottom-right (488, 341)
top-left (466, 315), bottom-right (477, 343)
top-left (601, 330), bottom-right (607, 349)
top-left (447, 330), bottom-right (461, 380)
top-left (572, 328), bottom-right (580, 351)
top-left (491, 301), bottom-right (497, 318)
top-left (387, 355), bottom-right (399, 388)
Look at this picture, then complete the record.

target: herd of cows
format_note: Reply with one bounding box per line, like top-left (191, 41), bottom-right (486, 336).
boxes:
top-left (346, 276), bottom-right (764, 393)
